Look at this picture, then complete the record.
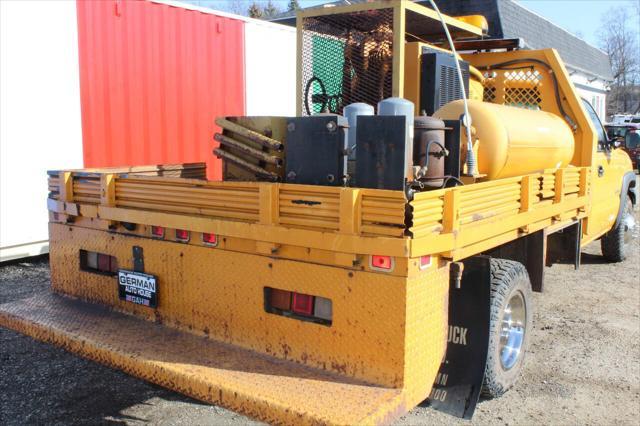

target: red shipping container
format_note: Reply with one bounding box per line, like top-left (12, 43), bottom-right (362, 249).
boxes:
top-left (76, 0), bottom-right (245, 180)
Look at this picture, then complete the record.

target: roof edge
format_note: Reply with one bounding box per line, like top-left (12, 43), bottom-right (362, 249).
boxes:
top-left (152, 0), bottom-right (296, 30)
top-left (509, 0), bottom-right (608, 55)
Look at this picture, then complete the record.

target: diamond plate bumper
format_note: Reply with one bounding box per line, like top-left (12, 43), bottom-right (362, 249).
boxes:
top-left (0, 292), bottom-right (408, 425)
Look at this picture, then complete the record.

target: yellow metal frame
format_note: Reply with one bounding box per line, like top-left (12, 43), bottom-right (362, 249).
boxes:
top-left (295, 0), bottom-right (484, 114)
top-left (38, 160), bottom-right (593, 425)
top-left (461, 49), bottom-right (596, 168)
top-left (48, 163), bottom-right (590, 262)
top-left (46, 223), bottom-right (449, 391)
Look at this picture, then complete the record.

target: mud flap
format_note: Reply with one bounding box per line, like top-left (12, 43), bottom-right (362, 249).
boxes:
top-left (426, 256), bottom-right (491, 419)
top-left (546, 221), bottom-right (582, 270)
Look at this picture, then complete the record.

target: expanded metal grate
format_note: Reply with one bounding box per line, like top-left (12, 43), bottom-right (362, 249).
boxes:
top-left (504, 69), bottom-right (542, 110)
top-left (482, 68), bottom-right (543, 110)
top-left (483, 86), bottom-right (497, 103)
top-left (482, 72), bottom-right (497, 103)
top-left (301, 8), bottom-right (394, 115)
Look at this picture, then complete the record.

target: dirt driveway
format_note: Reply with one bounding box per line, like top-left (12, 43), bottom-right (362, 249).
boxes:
top-left (1, 209), bottom-right (638, 425)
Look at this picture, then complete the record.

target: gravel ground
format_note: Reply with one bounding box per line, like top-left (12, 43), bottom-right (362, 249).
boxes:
top-left (1, 209), bottom-right (638, 425)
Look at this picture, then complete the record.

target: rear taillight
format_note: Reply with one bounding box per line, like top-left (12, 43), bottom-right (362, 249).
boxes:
top-left (151, 226), bottom-right (164, 238)
top-left (202, 232), bottom-right (218, 247)
top-left (420, 255), bottom-right (432, 270)
top-left (80, 250), bottom-right (118, 275)
top-left (175, 229), bottom-right (189, 242)
top-left (370, 255), bottom-right (393, 271)
top-left (292, 293), bottom-right (314, 316)
top-left (264, 287), bottom-right (332, 325)
top-left (268, 288), bottom-right (291, 310)
top-left (97, 253), bottom-right (111, 271)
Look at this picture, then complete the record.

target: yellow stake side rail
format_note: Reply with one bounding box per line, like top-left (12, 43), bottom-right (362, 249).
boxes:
top-left (47, 164), bottom-right (590, 260)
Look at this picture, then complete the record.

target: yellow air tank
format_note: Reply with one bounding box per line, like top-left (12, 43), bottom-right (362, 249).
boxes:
top-left (435, 100), bottom-right (575, 180)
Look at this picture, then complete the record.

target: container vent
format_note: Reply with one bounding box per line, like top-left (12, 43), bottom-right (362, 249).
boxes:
top-left (438, 64), bottom-right (466, 109)
top-left (301, 8), bottom-right (394, 115)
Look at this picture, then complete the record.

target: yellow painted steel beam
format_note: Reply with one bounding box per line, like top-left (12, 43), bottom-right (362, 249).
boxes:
top-left (393, 1), bottom-right (407, 98)
top-left (47, 200), bottom-right (411, 257)
top-left (48, 166), bottom-right (591, 261)
top-left (410, 196), bottom-right (588, 257)
top-left (403, 1), bottom-right (484, 37)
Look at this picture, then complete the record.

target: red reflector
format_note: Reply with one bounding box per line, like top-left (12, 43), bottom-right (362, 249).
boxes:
top-left (202, 232), bottom-right (217, 246)
top-left (175, 229), bottom-right (189, 242)
top-left (292, 293), bottom-right (314, 316)
top-left (151, 226), bottom-right (164, 238)
top-left (420, 255), bottom-right (432, 269)
top-left (371, 255), bottom-right (392, 270)
top-left (97, 254), bottom-right (111, 272)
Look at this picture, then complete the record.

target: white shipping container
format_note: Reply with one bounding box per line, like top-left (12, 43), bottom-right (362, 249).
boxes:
top-left (158, 1), bottom-right (297, 116)
top-left (244, 20), bottom-right (296, 116)
top-left (0, 0), bottom-right (83, 262)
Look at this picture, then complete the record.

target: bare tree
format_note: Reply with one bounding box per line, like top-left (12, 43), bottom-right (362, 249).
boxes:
top-left (598, 5), bottom-right (640, 114)
top-left (246, 0), bottom-right (283, 20)
top-left (288, 0), bottom-right (301, 12)
top-left (225, 0), bottom-right (251, 16)
top-left (263, 0), bottom-right (280, 18)
top-left (248, 2), bottom-right (263, 18)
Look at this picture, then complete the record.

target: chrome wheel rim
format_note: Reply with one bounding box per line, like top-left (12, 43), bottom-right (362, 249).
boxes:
top-left (499, 291), bottom-right (526, 370)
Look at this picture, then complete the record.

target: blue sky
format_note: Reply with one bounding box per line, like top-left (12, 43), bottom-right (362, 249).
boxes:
top-left (185, 0), bottom-right (638, 48)
top-left (517, 0), bottom-right (638, 47)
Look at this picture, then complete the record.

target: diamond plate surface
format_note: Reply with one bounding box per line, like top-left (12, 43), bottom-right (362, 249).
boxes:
top-left (403, 259), bottom-right (449, 406)
top-left (9, 223), bottom-right (452, 422)
top-left (48, 223), bottom-right (448, 390)
top-left (0, 293), bottom-right (408, 425)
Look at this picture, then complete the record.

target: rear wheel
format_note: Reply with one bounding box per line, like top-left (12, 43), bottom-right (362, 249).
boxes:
top-left (601, 195), bottom-right (635, 262)
top-left (482, 259), bottom-right (533, 398)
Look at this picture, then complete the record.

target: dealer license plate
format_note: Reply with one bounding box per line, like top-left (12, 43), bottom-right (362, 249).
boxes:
top-left (118, 270), bottom-right (158, 308)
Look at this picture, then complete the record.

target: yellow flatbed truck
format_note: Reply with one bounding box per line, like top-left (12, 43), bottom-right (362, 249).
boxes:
top-left (0, 1), bottom-right (636, 424)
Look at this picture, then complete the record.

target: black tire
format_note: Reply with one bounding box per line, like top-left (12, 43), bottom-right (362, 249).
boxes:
top-left (482, 258), bottom-right (533, 399)
top-left (601, 195), bottom-right (634, 262)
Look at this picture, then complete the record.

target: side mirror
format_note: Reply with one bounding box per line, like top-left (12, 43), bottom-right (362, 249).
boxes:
top-left (613, 136), bottom-right (625, 148)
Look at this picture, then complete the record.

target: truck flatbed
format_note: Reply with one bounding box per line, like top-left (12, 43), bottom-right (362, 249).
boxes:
top-left (45, 164), bottom-right (590, 262)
